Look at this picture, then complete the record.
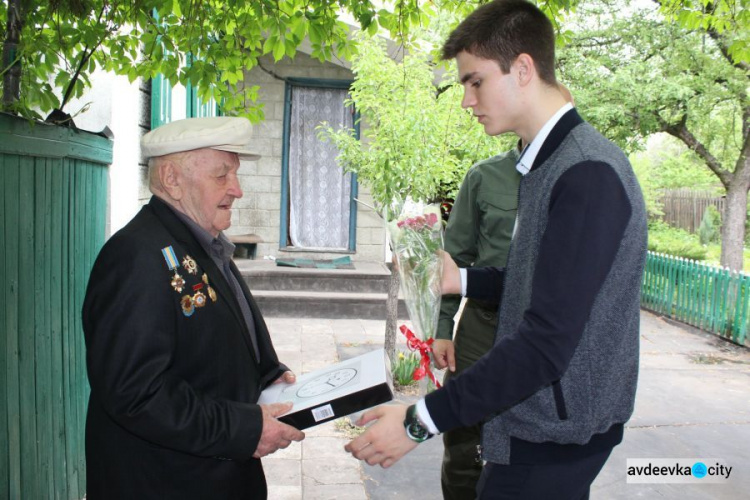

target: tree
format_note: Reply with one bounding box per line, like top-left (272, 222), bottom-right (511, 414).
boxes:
top-left (319, 35), bottom-right (511, 362)
top-left (559, 0), bottom-right (749, 270)
top-left (1, 0), bottom-right (583, 123)
top-left (0, 0), bottom-right (437, 121)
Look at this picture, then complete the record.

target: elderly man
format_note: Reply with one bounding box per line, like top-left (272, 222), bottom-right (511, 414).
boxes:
top-left (82, 117), bottom-right (304, 499)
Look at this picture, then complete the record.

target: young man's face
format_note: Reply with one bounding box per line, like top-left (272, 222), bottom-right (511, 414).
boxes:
top-left (178, 149), bottom-right (243, 237)
top-left (457, 51), bottom-right (521, 137)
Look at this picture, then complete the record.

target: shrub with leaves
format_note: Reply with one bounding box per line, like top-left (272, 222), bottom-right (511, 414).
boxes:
top-left (699, 205), bottom-right (722, 245)
top-left (392, 350), bottom-right (420, 387)
top-left (318, 34), bottom-right (512, 216)
top-left (648, 220), bottom-right (707, 260)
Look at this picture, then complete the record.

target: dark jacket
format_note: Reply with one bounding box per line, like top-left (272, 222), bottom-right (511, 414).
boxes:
top-left (83, 196), bottom-right (286, 499)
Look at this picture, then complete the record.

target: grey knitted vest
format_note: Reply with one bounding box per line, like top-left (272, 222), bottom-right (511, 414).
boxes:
top-left (481, 122), bottom-right (648, 464)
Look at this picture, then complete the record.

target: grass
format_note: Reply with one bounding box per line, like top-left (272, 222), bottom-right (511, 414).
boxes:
top-left (648, 221), bottom-right (750, 270)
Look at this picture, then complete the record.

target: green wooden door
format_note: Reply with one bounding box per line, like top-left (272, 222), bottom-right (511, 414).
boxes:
top-left (1, 114), bottom-right (111, 499)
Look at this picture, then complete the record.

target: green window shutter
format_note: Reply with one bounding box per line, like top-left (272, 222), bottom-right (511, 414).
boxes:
top-left (151, 73), bottom-right (172, 128)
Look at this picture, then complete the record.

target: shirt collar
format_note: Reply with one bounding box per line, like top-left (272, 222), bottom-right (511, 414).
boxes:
top-left (167, 204), bottom-right (236, 262)
top-left (516, 102), bottom-right (574, 176)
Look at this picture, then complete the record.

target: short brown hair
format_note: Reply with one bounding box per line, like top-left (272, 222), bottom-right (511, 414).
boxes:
top-left (442, 0), bottom-right (557, 85)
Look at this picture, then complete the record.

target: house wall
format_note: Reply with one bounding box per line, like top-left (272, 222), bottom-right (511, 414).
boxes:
top-left (66, 71), bottom-right (149, 237)
top-left (230, 54), bottom-right (386, 262)
top-left (68, 52), bottom-right (387, 263)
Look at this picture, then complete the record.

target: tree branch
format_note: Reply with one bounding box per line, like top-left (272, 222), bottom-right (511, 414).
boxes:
top-left (256, 58), bottom-right (286, 81)
top-left (706, 27), bottom-right (750, 73)
top-left (661, 114), bottom-right (732, 186)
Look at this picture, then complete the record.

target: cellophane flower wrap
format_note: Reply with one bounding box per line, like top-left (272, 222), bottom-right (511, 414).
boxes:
top-left (387, 201), bottom-right (444, 390)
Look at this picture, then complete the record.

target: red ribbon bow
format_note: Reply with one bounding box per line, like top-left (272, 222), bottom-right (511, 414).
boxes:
top-left (399, 325), bottom-right (442, 389)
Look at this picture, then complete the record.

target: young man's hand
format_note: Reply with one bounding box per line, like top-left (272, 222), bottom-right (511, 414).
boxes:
top-left (440, 250), bottom-right (461, 295)
top-left (344, 404), bottom-right (418, 468)
top-left (432, 339), bottom-right (456, 372)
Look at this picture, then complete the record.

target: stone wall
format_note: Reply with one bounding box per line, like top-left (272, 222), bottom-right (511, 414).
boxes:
top-left (228, 54), bottom-right (386, 262)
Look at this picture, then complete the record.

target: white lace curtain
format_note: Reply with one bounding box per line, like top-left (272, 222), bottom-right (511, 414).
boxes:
top-left (288, 86), bottom-right (353, 250)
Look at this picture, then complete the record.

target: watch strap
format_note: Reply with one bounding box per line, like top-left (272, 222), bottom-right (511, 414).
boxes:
top-left (404, 404), bottom-right (434, 442)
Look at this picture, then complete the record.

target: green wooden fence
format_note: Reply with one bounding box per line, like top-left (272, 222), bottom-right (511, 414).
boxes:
top-left (641, 251), bottom-right (749, 345)
top-left (1, 113), bottom-right (111, 499)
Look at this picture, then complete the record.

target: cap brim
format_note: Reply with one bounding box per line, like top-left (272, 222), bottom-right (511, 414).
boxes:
top-left (211, 144), bottom-right (261, 161)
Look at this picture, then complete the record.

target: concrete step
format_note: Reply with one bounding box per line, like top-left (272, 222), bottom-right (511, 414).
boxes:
top-left (251, 290), bottom-right (409, 320)
top-left (236, 260), bottom-right (390, 293)
top-left (235, 259), bottom-right (406, 319)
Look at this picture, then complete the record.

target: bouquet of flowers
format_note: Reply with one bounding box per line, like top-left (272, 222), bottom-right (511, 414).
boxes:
top-left (387, 201), bottom-right (444, 391)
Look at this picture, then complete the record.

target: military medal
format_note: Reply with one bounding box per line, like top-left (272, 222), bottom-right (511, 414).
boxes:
top-left (180, 295), bottom-right (194, 317)
top-left (193, 291), bottom-right (207, 308)
top-left (170, 272), bottom-right (185, 293)
top-left (162, 246), bottom-right (187, 293)
top-left (200, 273), bottom-right (217, 302)
top-left (182, 255), bottom-right (198, 275)
top-left (192, 283), bottom-right (207, 308)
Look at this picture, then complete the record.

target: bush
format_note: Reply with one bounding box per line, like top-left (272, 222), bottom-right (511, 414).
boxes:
top-left (392, 351), bottom-right (420, 387)
top-left (698, 205), bottom-right (721, 245)
top-left (648, 220), bottom-right (708, 260)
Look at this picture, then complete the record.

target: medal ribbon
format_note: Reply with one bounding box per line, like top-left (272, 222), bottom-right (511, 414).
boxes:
top-left (161, 246), bottom-right (179, 270)
top-left (399, 325), bottom-right (442, 389)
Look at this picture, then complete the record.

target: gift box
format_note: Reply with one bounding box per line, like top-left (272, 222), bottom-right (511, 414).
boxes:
top-left (258, 348), bottom-right (394, 429)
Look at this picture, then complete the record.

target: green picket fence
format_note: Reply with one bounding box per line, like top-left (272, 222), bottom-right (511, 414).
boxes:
top-left (641, 251), bottom-right (749, 345)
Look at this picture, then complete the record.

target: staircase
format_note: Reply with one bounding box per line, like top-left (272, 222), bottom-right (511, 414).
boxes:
top-left (236, 260), bottom-right (407, 319)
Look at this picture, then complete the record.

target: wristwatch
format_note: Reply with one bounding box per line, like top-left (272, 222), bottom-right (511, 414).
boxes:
top-left (403, 404), bottom-right (434, 443)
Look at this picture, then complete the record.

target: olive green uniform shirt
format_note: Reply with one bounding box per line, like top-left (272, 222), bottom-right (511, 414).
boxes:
top-left (436, 149), bottom-right (521, 343)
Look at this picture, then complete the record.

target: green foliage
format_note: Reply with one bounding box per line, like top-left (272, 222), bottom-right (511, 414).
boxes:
top-left (633, 135), bottom-right (723, 191)
top-left (0, 0), bottom-right (582, 122)
top-left (392, 350), bottom-right (420, 386)
top-left (699, 205), bottom-right (722, 245)
top-left (658, 0), bottom-right (750, 65)
top-left (648, 220), bottom-right (708, 260)
top-left (318, 35), bottom-right (510, 217)
top-left (558, 0), bottom-right (748, 269)
top-left (649, 220), bottom-right (750, 268)
top-left (629, 153), bottom-right (664, 219)
top-left (0, 0), bottom-right (455, 121)
top-left (704, 243), bottom-right (750, 270)
top-left (560, 2), bottom-right (746, 161)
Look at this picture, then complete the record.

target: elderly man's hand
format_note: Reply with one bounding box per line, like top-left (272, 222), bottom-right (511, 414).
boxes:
top-left (253, 402), bottom-right (305, 458)
top-left (344, 404), bottom-right (418, 468)
top-left (273, 370), bottom-right (296, 385)
top-left (432, 339), bottom-right (456, 372)
top-left (440, 250), bottom-right (461, 295)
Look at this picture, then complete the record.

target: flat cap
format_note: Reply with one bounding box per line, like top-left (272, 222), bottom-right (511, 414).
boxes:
top-left (141, 116), bottom-right (260, 160)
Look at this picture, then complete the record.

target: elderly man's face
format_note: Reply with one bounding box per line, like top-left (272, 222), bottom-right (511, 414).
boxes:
top-left (178, 149), bottom-right (243, 237)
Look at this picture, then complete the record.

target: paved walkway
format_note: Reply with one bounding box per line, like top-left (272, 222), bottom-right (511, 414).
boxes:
top-left (262, 311), bottom-right (750, 499)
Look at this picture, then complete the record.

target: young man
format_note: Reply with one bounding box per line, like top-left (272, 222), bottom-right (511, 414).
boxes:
top-left (344, 1), bottom-right (647, 498)
top-left (83, 117), bottom-right (305, 499)
top-left (436, 84), bottom-right (571, 499)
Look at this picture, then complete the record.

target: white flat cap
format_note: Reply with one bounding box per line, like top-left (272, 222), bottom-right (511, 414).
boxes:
top-left (141, 116), bottom-right (260, 160)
